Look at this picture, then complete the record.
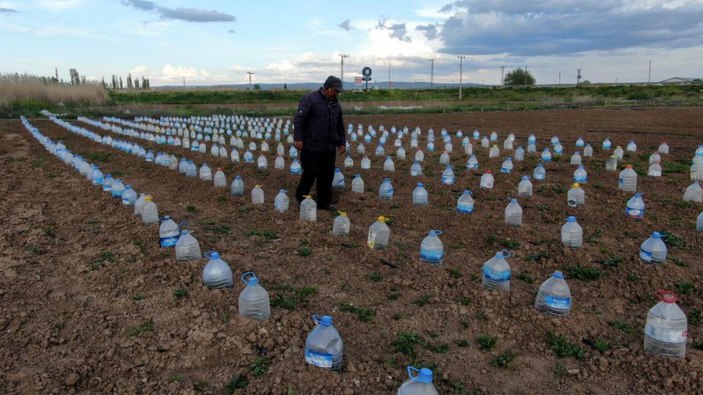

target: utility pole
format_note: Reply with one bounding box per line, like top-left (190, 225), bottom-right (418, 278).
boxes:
top-left (247, 71), bottom-right (254, 89)
top-left (458, 55), bottom-right (466, 99)
top-left (500, 65), bottom-right (505, 86)
top-left (576, 69), bottom-right (582, 85)
top-left (648, 60), bottom-right (652, 85)
top-left (429, 59), bottom-right (436, 89)
top-left (339, 54), bottom-right (349, 91)
top-left (387, 60), bottom-right (391, 90)
top-left (182, 77), bottom-right (185, 87)
top-left (558, 72), bottom-right (561, 86)
top-left (524, 66), bottom-right (528, 86)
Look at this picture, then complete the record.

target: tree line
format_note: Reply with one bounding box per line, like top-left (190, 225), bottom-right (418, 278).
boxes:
top-left (102, 74), bottom-right (151, 90)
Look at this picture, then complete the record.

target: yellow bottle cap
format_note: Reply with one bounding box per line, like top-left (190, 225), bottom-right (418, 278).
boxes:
top-left (144, 195), bottom-right (153, 202)
top-left (572, 183), bottom-right (580, 188)
top-left (339, 211), bottom-right (347, 217)
top-left (377, 216), bottom-right (386, 222)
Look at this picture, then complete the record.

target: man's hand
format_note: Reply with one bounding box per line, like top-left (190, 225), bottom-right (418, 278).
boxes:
top-left (337, 145), bottom-right (346, 154)
top-left (294, 141), bottom-right (303, 150)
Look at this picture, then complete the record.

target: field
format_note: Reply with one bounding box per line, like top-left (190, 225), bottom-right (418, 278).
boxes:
top-left (1, 107), bottom-right (703, 394)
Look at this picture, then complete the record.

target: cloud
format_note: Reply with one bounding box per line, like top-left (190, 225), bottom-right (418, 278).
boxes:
top-left (438, 0), bottom-right (703, 56)
top-left (376, 18), bottom-right (411, 42)
top-left (416, 24), bottom-right (439, 40)
top-left (122, 0), bottom-right (236, 23)
top-left (38, 0), bottom-right (80, 11)
top-left (227, 29), bottom-right (235, 34)
top-left (339, 19), bottom-right (352, 31)
top-left (0, 7), bottom-right (18, 14)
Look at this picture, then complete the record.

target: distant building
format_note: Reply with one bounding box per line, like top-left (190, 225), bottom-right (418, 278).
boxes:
top-left (659, 77), bottom-right (696, 84)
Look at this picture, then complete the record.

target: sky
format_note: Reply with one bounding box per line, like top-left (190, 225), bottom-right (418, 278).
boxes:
top-left (1, 0), bottom-right (702, 87)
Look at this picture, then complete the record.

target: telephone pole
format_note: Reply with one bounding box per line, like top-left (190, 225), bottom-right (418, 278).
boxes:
top-left (339, 54), bottom-right (349, 91)
top-left (648, 60), bottom-right (652, 85)
top-left (429, 58), bottom-right (436, 89)
top-left (458, 55), bottom-right (466, 99)
top-left (500, 65), bottom-right (506, 86)
top-left (247, 71), bottom-right (254, 89)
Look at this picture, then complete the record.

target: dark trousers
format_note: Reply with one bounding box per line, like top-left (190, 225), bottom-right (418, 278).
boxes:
top-left (296, 149), bottom-right (336, 207)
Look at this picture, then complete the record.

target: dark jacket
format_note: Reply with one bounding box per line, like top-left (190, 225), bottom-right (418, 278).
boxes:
top-left (294, 88), bottom-right (345, 152)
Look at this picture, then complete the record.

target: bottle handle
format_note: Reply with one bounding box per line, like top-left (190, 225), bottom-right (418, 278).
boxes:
top-left (241, 271), bottom-right (256, 285)
top-left (179, 221), bottom-right (190, 231)
top-left (500, 249), bottom-right (512, 258)
top-left (655, 289), bottom-right (677, 302)
top-left (312, 314), bottom-right (322, 324)
top-left (204, 251), bottom-right (216, 259)
top-left (407, 366), bottom-right (420, 380)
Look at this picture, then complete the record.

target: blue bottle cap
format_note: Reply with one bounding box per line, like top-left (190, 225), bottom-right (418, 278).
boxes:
top-left (209, 252), bottom-right (220, 260)
top-left (567, 216), bottom-right (576, 222)
top-left (319, 315), bottom-right (333, 326)
top-left (463, 190), bottom-right (472, 195)
top-left (553, 271), bottom-right (565, 279)
top-left (429, 230), bottom-right (442, 236)
top-left (652, 232), bottom-right (662, 239)
top-left (522, 176), bottom-right (529, 180)
top-left (418, 183), bottom-right (424, 187)
top-left (417, 368), bottom-right (433, 383)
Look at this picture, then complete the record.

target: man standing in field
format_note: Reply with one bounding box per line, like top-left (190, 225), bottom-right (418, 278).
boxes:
top-left (294, 75), bottom-right (346, 210)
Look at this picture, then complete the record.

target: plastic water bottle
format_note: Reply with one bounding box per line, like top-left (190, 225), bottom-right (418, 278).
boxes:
top-left (351, 174), bottom-right (364, 193)
top-left (618, 165), bottom-right (637, 192)
top-left (238, 272), bottom-right (270, 320)
top-left (110, 179), bottom-right (125, 198)
top-left (300, 195), bottom-right (317, 222)
top-left (533, 163), bottom-right (546, 181)
top-left (415, 149), bottom-right (425, 162)
top-left (198, 163), bottom-right (212, 181)
top-left (500, 157), bottom-right (513, 174)
top-left (560, 216), bottom-right (583, 248)
top-left (535, 271), bottom-right (572, 316)
top-left (202, 251), bottom-right (233, 289)
top-left (697, 211), bottom-right (703, 231)
top-left (602, 138), bottom-right (612, 150)
top-left (489, 144), bottom-right (500, 158)
top-left (605, 155), bottom-right (617, 171)
top-left (567, 183), bottom-right (585, 207)
top-left (379, 178), bottom-right (394, 200)
top-left (504, 199), bottom-right (522, 226)
top-left (413, 183), bottom-right (429, 206)
top-left (626, 193), bottom-right (645, 219)
top-left (396, 147), bottom-right (406, 160)
top-left (466, 155), bottom-right (479, 170)
top-left (251, 185), bottom-right (265, 205)
top-left (482, 250), bottom-right (511, 292)
top-left (490, 131), bottom-right (498, 141)
top-left (583, 144), bottom-right (593, 158)
top-left (649, 152), bottom-right (661, 164)
top-left (614, 146), bottom-right (624, 160)
top-left (441, 165), bottom-right (455, 185)
top-left (640, 231), bottom-right (667, 264)
top-left (357, 144), bottom-right (366, 155)
top-left (575, 137), bottom-right (585, 147)
top-left (480, 170), bottom-right (494, 189)
top-left (361, 156), bottom-right (371, 170)
top-left (159, 216), bottom-right (180, 247)
top-left (231, 176), bottom-right (244, 196)
top-left (367, 216), bottom-right (390, 249)
top-left (91, 165), bottom-right (104, 186)
top-left (257, 154), bottom-right (268, 170)
top-left (627, 140), bottom-right (637, 152)
top-left (648, 163), bottom-right (662, 177)
top-left (456, 189), bottom-right (474, 214)
top-left (573, 165), bottom-right (588, 183)
top-left (570, 152), bottom-right (582, 165)
top-left (439, 151), bottom-right (450, 165)
top-left (274, 154), bottom-right (285, 170)
top-left (175, 230), bottom-right (201, 261)
top-left (243, 150), bottom-right (254, 163)
top-left (213, 168), bottom-right (227, 187)
top-left (518, 176), bottom-right (532, 198)
top-left (684, 181), bottom-right (703, 203)
top-left (420, 230), bottom-right (444, 264)
top-left (528, 134), bottom-right (536, 144)
top-left (658, 142), bottom-right (670, 154)
top-left (274, 189), bottom-right (290, 213)
top-left (397, 366), bottom-right (438, 395)
top-left (554, 143), bottom-right (564, 156)
top-left (410, 161), bottom-right (423, 176)
top-left (332, 211), bottom-right (351, 236)
top-left (141, 195), bottom-right (159, 224)
top-left (290, 159), bottom-right (302, 175)
top-left (121, 185), bottom-right (137, 205)
top-left (333, 168), bottom-right (345, 189)
top-left (541, 148), bottom-right (552, 162)
top-left (644, 290), bottom-right (687, 358)
top-left (134, 192), bottom-right (146, 216)
top-left (304, 315), bottom-right (343, 371)
top-left (514, 146), bottom-right (524, 161)
top-left (344, 156), bottom-right (353, 168)
top-left (527, 142), bottom-right (537, 153)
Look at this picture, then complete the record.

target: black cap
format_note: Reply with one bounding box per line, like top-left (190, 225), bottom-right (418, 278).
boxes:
top-left (324, 75), bottom-right (342, 89)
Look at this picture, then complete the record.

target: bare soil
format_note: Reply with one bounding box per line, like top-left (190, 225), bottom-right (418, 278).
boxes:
top-left (2, 107), bottom-right (703, 394)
